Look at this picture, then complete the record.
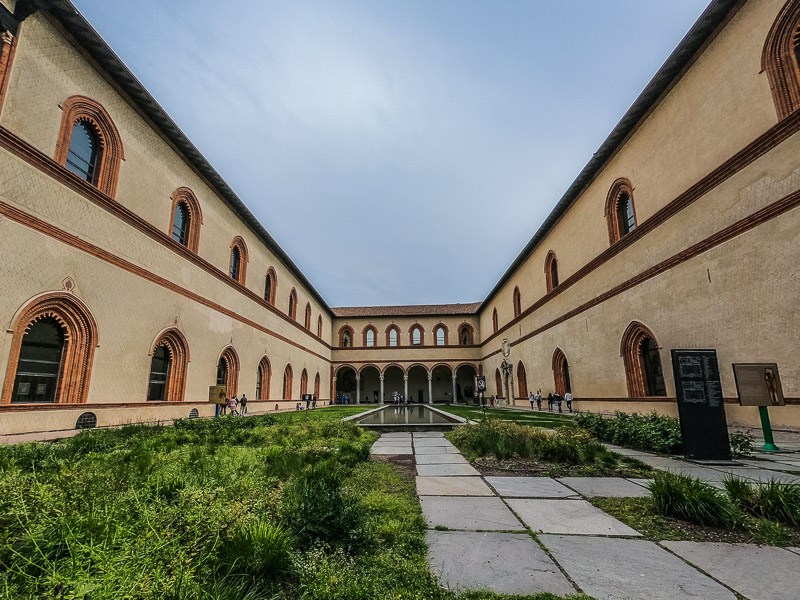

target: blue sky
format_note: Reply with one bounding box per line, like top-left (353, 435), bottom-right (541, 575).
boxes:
top-left (73, 0), bottom-right (711, 307)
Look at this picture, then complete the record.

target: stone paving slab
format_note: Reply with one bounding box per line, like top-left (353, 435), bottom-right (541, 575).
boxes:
top-left (628, 478), bottom-right (654, 488)
top-left (558, 477), bottom-right (651, 498)
top-left (415, 453), bottom-right (468, 465)
top-left (415, 445), bottom-right (461, 455)
top-left (413, 438), bottom-right (454, 447)
top-left (426, 531), bottom-right (574, 596)
top-left (541, 535), bottom-right (736, 600)
top-left (413, 432), bottom-right (445, 438)
top-left (381, 433), bottom-right (412, 438)
top-left (507, 499), bottom-right (641, 536)
top-left (663, 467), bottom-right (733, 483)
top-left (419, 496), bottom-right (524, 531)
top-left (662, 541), bottom-right (800, 600)
top-left (417, 463), bottom-right (480, 476)
top-left (604, 445), bottom-right (655, 456)
top-left (484, 477), bottom-right (577, 498)
top-left (371, 446), bottom-right (413, 455)
top-left (787, 547), bottom-right (800, 556)
top-left (715, 468), bottom-right (800, 484)
top-left (416, 476), bottom-right (493, 496)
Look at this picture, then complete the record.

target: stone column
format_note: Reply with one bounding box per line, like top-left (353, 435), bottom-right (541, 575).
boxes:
top-left (379, 374), bottom-right (384, 405)
top-left (355, 375), bottom-right (360, 404)
top-left (404, 375), bottom-right (408, 402)
top-left (452, 372), bottom-right (458, 404)
top-left (427, 371), bottom-right (433, 404)
top-left (331, 376), bottom-right (336, 404)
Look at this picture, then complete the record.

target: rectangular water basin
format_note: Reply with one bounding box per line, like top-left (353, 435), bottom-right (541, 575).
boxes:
top-left (346, 405), bottom-right (466, 431)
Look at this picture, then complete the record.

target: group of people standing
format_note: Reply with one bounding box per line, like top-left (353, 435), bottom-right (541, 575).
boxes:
top-left (528, 389), bottom-right (573, 413)
top-left (295, 396), bottom-right (318, 411)
top-left (216, 393), bottom-right (248, 417)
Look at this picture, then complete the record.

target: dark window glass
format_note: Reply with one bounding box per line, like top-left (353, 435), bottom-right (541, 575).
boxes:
top-left (147, 344), bottom-right (171, 401)
top-left (66, 121), bottom-right (99, 183)
top-left (562, 358), bottom-right (572, 394)
top-left (230, 247), bottom-right (241, 280)
top-left (172, 202), bottom-right (189, 245)
top-left (617, 193), bottom-right (636, 235)
top-left (12, 318), bottom-right (64, 403)
top-left (460, 327), bottom-right (470, 345)
top-left (265, 275), bottom-right (272, 302)
top-left (389, 329), bottom-right (398, 347)
top-left (256, 367), bottom-right (263, 399)
top-left (412, 328), bottom-right (421, 345)
top-left (641, 337), bottom-right (666, 396)
top-left (217, 358), bottom-right (228, 387)
top-left (550, 260), bottom-right (559, 288)
top-left (342, 331), bottom-right (351, 347)
top-left (288, 295), bottom-right (295, 318)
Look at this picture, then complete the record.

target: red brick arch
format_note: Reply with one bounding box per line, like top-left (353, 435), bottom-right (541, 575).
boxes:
top-left (552, 347), bottom-right (571, 396)
top-left (283, 364), bottom-right (293, 399)
top-left (149, 327), bottom-right (190, 402)
top-left (433, 323), bottom-right (449, 346)
top-left (218, 346), bottom-right (240, 397)
top-left (605, 178), bottom-right (637, 245)
top-left (763, 0), bottom-right (800, 119)
top-left (363, 324), bottom-right (378, 347)
top-left (168, 187), bottom-right (203, 252)
top-left (385, 324), bottom-right (401, 346)
top-left (257, 356), bottom-right (271, 400)
top-left (338, 325), bottom-right (354, 347)
top-left (55, 95), bottom-right (124, 198)
top-left (513, 286), bottom-right (522, 318)
top-left (545, 251), bottom-right (559, 292)
top-left (458, 323), bottom-right (474, 345)
top-left (288, 288), bottom-right (298, 320)
top-left (2, 292), bottom-right (99, 405)
top-left (304, 302), bottom-right (312, 330)
top-left (409, 323), bottom-right (425, 345)
top-left (516, 361), bottom-right (528, 399)
top-left (314, 372), bottom-right (320, 398)
top-left (264, 267), bottom-right (277, 305)
top-left (620, 321), bottom-right (664, 398)
top-left (300, 368), bottom-right (308, 396)
top-left (229, 236), bottom-right (249, 285)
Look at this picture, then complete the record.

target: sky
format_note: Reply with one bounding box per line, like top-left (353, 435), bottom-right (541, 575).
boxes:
top-left (72, 0), bottom-right (712, 308)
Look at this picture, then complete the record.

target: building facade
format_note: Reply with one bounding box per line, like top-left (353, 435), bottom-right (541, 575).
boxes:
top-left (0, 0), bottom-right (798, 435)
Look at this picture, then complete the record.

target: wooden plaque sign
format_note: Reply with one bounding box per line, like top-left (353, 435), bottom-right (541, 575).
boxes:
top-left (208, 385), bottom-right (227, 404)
top-left (733, 363), bottom-right (785, 407)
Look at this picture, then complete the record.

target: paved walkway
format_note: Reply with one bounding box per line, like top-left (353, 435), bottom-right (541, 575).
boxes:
top-left (371, 432), bottom-right (800, 599)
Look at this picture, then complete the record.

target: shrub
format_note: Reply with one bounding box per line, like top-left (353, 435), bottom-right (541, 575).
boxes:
top-left (728, 430), bottom-right (755, 458)
top-left (725, 477), bottom-right (800, 526)
top-left (649, 472), bottom-right (739, 528)
top-left (218, 519), bottom-right (293, 580)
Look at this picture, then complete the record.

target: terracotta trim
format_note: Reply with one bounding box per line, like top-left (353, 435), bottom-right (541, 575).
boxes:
top-left (314, 372), bottom-right (320, 398)
top-left (762, 0), bottom-right (800, 119)
top-left (264, 267), bottom-right (277, 305)
top-left (481, 108), bottom-right (800, 347)
top-left (433, 323), bottom-right (449, 346)
top-left (604, 178), bottom-right (637, 245)
top-left (288, 288), bottom-right (297, 321)
top-left (0, 30), bottom-right (18, 115)
top-left (317, 315), bottom-right (323, 338)
top-left (54, 95), bottom-right (124, 198)
top-left (362, 324), bottom-right (378, 347)
top-left (168, 187), bottom-right (202, 253)
top-left (0, 201), bottom-right (331, 363)
top-left (148, 327), bottom-right (189, 402)
top-left (228, 236), bottom-right (249, 285)
top-left (217, 346), bottom-right (239, 398)
top-left (409, 323), bottom-right (425, 346)
top-left (2, 292), bottom-right (99, 406)
top-left (620, 321), bottom-right (663, 398)
top-left (516, 360), bottom-right (528, 398)
top-left (551, 347), bottom-right (570, 396)
top-left (544, 250), bottom-right (559, 293)
top-left (0, 126), bottom-right (331, 349)
top-left (0, 398), bottom-right (335, 413)
top-left (257, 356), bottom-right (271, 400)
top-left (282, 364), bottom-right (293, 399)
top-left (457, 322), bottom-right (475, 346)
top-left (338, 325), bottom-right (354, 348)
top-left (385, 324), bottom-right (401, 347)
top-left (304, 302), bottom-right (312, 330)
top-left (481, 188), bottom-right (800, 361)
top-left (332, 358), bottom-right (480, 366)
top-left (300, 368), bottom-right (308, 396)
top-left (512, 286), bottom-right (522, 318)
top-left (494, 368), bottom-right (504, 398)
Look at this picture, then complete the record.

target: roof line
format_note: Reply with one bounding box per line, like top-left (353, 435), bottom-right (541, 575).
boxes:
top-left (477, 0), bottom-right (742, 313)
top-left (40, 0), bottom-right (333, 315)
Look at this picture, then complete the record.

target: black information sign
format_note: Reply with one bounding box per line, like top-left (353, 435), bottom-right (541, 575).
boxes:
top-left (671, 349), bottom-right (731, 462)
top-left (475, 376), bottom-right (487, 392)
top-left (302, 394), bottom-right (312, 402)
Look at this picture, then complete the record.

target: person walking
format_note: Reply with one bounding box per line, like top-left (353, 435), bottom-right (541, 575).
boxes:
top-left (229, 395), bottom-right (239, 416)
top-left (547, 393), bottom-right (553, 413)
top-left (535, 389), bottom-right (542, 411)
top-left (221, 397), bottom-right (228, 416)
top-left (554, 392), bottom-right (563, 414)
top-left (240, 393), bottom-right (247, 416)
top-left (564, 391), bottom-right (573, 413)
top-left (305, 395), bottom-right (310, 410)
top-left (312, 395), bottom-right (317, 409)
top-left (529, 391), bottom-right (535, 410)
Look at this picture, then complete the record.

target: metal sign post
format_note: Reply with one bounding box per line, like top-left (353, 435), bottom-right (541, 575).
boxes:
top-left (732, 363), bottom-right (785, 452)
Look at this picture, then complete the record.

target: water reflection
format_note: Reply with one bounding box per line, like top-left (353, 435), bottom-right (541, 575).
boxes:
top-left (357, 405), bottom-right (454, 425)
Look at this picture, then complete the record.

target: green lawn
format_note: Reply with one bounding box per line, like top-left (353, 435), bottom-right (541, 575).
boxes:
top-left (438, 404), bottom-right (573, 429)
top-left (0, 406), bottom-right (592, 600)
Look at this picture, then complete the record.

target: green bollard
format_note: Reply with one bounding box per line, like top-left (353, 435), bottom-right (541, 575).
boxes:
top-left (758, 405), bottom-right (779, 452)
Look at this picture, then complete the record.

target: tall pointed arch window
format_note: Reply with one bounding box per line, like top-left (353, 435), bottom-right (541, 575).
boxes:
top-left (171, 203), bottom-right (188, 246)
top-left (605, 179), bottom-right (637, 245)
top-left (492, 308), bottom-right (498, 333)
top-left (283, 364), bottom-right (293, 399)
top-left (2, 293), bottom-right (98, 405)
top-left (516, 361), bottom-right (528, 399)
top-left (458, 324), bottom-right (474, 345)
top-left (317, 315), bottom-right (323, 338)
top-left (229, 237), bottom-right (248, 285)
top-left (545, 251), bottom-right (559, 292)
top-left (304, 303), bottom-right (312, 330)
top-left (264, 267), bottom-right (277, 305)
top-left (552, 347), bottom-right (572, 396)
top-left (300, 369), bottom-right (308, 396)
top-left (620, 322), bottom-right (667, 397)
top-left (410, 325), bottom-right (423, 346)
top-left (339, 326), bottom-right (354, 348)
top-left (147, 329), bottom-right (189, 402)
top-left (55, 96), bottom-right (124, 198)
top-left (257, 356), bottom-right (271, 400)
top-left (387, 325), bottom-right (400, 347)
top-left (364, 326), bottom-right (377, 347)
top-left (513, 287), bottom-right (522, 318)
top-left (288, 289), bottom-right (298, 320)
top-left (169, 188), bottom-right (202, 252)
top-left (495, 368), bottom-right (504, 398)
top-left (314, 372), bottom-right (320, 398)
top-left (434, 324), bottom-right (447, 346)
top-left (216, 346), bottom-right (240, 398)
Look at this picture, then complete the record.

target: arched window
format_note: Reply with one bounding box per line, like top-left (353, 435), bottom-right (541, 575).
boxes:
top-left (410, 325), bottom-right (423, 346)
top-left (2, 293), bottom-right (98, 405)
top-left (495, 368), bottom-right (504, 398)
top-left (304, 303), bottom-right (312, 330)
top-left (257, 356), bottom-right (271, 400)
top-left (492, 308), bottom-right (498, 333)
top-left (55, 96), bottom-right (124, 198)
top-left (605, 178), bottom-right (637, 244)
top-left (763, 0), bottom-right (800, 119)
top-left (66, 121), bottom-right (99, 183)
top-left (283, 364), bottom-right (293, 399)
top-left (386, 325), bottom-right (400, 347)
top-left (300, 368), bottom-right (308, 396)
top-left (434, 324), bottom-right (447, 346)
top-left (288, 289), bottom-right (298, 320)
top-left (317, 315), bottom-right (323, 338)
top-left (229, 237), bottom-right (248, 284)
top-left (517, 361), bottom-right (528, 399)
top-left (339, 326), bottom-right (354, 348)
top-left (216, 346), bottom-right (240, 397)
top-left (552, 347), bottom-right (572, 396)
top-left (264, 267), bottom-right (277, 305)
top-left (458, 324), bottom-right (474, 345)
top-left (620, 322), bottom-right (667, 397)
top-left (314, 372), bottom-right (320, 398)
top-left (364, 326), bottom-right (376, 347)
top-left (169, 187), bottom-right (202, 252)
top-left (545, 251), bottom-right (559, 292)
top-left (513, 287), bottom-right (522, 318)
top-left (147, 328), bottom-right (189, 402)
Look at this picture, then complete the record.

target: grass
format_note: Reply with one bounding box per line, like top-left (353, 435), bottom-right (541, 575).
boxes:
top-left (438, 404), bottom-right (572, 429)
top-left (445, 417), bottom-right (652, 478)
top-left (0, 407), bottom-right (592, 600)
